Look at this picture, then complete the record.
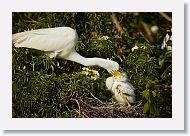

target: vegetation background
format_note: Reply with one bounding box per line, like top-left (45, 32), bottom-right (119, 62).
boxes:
top-left (12, 12), bottom-right (172, 118)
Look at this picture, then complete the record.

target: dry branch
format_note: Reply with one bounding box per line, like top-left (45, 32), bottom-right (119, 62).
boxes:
top-left (111, 13), bottom-right (128, 43)
top-left (141, 22), bottom-right (153, 42)
top-left (159, 12), bottom-right (172, 22)
top-left (24, 16), bottom-right (40, 24)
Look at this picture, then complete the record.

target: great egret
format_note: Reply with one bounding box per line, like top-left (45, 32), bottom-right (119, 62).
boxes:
top-left (12, 27), bottom-right (121, 76)
top-left (106, 72), bottom-right (135, 106)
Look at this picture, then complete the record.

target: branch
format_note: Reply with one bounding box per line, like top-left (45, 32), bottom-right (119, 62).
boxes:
top-left (111, 13), bottom-right (128, 43)
top-left (24, 16), bottom-right (40, 24)
top-left (141, 22), bottom-right (153, 42)
top-left (159, 12), bottom-right (172, 22)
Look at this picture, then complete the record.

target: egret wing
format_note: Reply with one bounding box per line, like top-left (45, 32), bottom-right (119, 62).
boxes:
top-left (13, 27), bottom-right (78, 52)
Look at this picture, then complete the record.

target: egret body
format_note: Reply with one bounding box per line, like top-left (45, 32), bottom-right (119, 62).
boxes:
top-left (106, 73), bottom-right (135, 106)
top-left (13, 27), bottom-right (120, 74)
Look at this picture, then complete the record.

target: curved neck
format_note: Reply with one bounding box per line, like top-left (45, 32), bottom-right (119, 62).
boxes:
top-left (66, 52), bottom-right (110, 70)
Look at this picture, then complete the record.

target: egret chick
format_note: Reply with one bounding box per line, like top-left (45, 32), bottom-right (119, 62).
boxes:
top-left (106, 74), bottom-right (135, 106)
top-left (12, 27), bottom-right (120, 75)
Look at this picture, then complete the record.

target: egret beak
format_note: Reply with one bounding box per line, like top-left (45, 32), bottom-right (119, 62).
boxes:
top-left (111, 70), bottom-right (121, 78)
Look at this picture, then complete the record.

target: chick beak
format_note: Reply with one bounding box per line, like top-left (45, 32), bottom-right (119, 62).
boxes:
top-left (111, 70), bottom-right (121, 78)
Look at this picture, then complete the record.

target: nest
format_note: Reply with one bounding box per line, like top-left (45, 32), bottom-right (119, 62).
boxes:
top-left (68, 97), bottom-right (144, 118)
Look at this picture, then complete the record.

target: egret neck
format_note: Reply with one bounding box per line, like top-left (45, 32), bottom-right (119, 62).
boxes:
top-left (66, 51), bottom-right (120, 73)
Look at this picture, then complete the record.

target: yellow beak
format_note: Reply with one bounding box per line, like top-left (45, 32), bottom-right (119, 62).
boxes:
top-left (111, 70), bottom-right (121, 78)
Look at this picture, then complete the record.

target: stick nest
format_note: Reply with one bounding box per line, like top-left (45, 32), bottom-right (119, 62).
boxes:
top-left (67, 97), bottom-right (144, 118)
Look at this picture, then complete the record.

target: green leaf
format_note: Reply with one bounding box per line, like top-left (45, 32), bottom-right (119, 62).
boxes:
top-left (154, 108), bottom-right (159, 116)
top-left (152, 91), bottom-right (156, 97)
top-left (143, 102), bottom-right (150, 115)
top-left (142, 90), bottom-right (149, 100)
top-left (149, 103), bottom-right (155, 115)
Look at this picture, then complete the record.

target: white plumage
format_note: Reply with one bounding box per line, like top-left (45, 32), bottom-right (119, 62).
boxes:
top-left (106, 73), bottom-right (135, 106)
top-left (13, 27), bottom-right (119, 74)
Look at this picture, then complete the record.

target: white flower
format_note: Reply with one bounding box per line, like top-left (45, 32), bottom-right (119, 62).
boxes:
top-left (132, 45), bottom-right (147, 52)
top-left (81, 67), bottom-right (100, 80)
top-left (167, 46), bottom-right (172, 51)
top-left (151, 25), bottom-right (159, 34)
top-left (98, 36), bottom-right (109, 40)
top-left (93, 70), bottom-right (100, 77)
top-left (161, 33), bottom-right (172, 50)
top-left (81, 71), bottom-right (90, 75)
top-left (90, 75), bottom-right (99, 80)
top-left (131, 45), bottom-right (138, 52)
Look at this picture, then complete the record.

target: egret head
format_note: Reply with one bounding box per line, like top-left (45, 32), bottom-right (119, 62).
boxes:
top-left (106, 60), bottom-right (121, 77)
top-left (111, 70), bottom-right (121, 78)
top-left (111, 68), bottom-right (128, 81)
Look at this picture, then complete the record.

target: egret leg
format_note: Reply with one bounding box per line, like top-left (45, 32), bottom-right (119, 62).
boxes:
top-left (116, 85), bottom-right (131, 107)
top-left (121, 93), bottom-right (131, 107)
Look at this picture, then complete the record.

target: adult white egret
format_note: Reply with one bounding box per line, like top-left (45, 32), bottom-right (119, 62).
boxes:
top-left (106, 72), bottom-right (135, 106)
top-left (12, 27), bottom-right (121, 76)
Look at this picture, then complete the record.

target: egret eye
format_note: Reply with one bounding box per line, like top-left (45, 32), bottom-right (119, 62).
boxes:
top-left (111, 70), bottom-right (121, 78)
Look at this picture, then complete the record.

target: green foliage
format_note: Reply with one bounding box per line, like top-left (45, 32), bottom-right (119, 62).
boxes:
top-left (142, 89), bottom-right (160, 117)
top-left (12, 12), bottom-right (172, 118)
top-left (126, 43), bottom-right (160, 87)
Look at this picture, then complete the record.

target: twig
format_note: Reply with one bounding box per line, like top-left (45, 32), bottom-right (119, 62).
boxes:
top-left (77, 85), bottom-right (104, 104)
top-left (70, 98), bottom-right (81, 117)
top-left (24, 16), bottom-right (40, 24)
top-left (141, 22), bottom-right (153, 42)
top-left (159, 12), bottom-right (172, 22)
top-left (133, 101), bottom-right (143, 108)
top-left (111, 13), bottom-right (128, 43)
top-left (24, 20), bottom-right (39, 24)
top-left (81, 111), bottom-right (89, 118)
top-left (89, 91), bottom-right (104, 104)
top-left (161, 64), bottom-right (172, 79)
top-left (111, 13), bottom-right (124, 34)
top-left (156, 84), bottom-right (172, 92)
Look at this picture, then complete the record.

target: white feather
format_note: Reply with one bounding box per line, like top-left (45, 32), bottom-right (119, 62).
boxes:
top-left (106, 74), bottom-right (135, 104)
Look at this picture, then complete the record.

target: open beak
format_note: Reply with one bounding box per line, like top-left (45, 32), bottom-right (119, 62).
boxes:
top-left (111, 70), bottom-right (121, 78)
